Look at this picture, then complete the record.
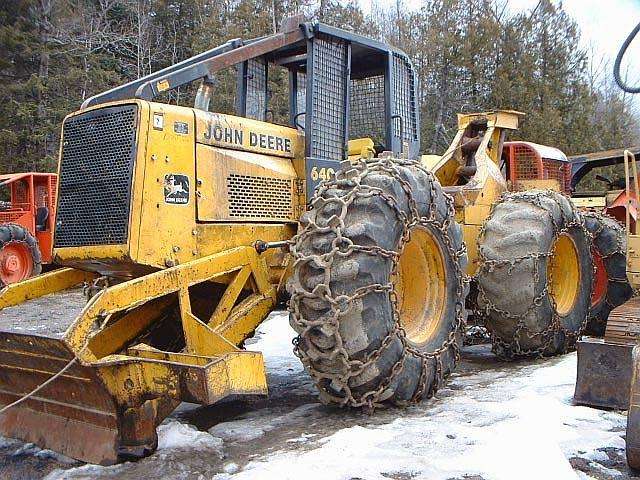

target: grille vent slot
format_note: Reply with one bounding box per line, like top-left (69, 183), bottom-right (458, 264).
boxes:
top-left (227, 174), bottom-right (293, 220)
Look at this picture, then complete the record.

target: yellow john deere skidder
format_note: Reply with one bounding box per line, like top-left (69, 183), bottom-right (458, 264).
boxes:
top-left (0, 17), bottom-right (626, 465)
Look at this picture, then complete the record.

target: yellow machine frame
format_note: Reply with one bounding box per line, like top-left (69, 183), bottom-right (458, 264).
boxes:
top-left (0, 105), bottom-right (533, 464)
top-left (55, 100), bottom-right (302, 278)
top-left (424, 110), bottom-right (523, 274)
top-left (0, 98), bottom-right (309, 464)
top-left (0, 245), bottom-right (277, 463)
top-left (0, 18), bottom-right (440, 463)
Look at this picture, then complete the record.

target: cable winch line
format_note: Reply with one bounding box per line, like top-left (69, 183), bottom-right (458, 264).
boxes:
top-left (614, 20), bottom-right (640, 94)
top-left (0, 357), bottom-right (77, 415)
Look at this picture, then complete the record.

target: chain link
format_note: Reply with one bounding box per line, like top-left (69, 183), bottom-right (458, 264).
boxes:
top-left (289, 157), bottom-right (468, 409)
top-left (582, 211), bottom-right (630, 312)
top-left (0, 223), bottom-right (41, 287)
top-left (474, 190), bottom-right (595, 359)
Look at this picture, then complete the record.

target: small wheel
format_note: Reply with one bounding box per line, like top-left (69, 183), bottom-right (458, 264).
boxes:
top-left (582, 211), bottom-right (633, 336)
top-left (0, 224), bottom-right (42, 287)
top-left (288, 157), bottom-right (468, 407)
top-left (476, 190), bottom-right (593, 358)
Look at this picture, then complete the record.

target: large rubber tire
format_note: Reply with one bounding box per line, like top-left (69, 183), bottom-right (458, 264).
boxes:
top-left (476, 190), bottom-right (593, 358)
top-left (288, 158), bottom-right (468, 407)
top-left (583, 211), bottom-right (633, 336)
top-left (0, 223), bottom-right (42, 287)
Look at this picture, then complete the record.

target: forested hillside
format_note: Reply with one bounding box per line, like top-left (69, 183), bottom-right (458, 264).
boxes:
top-left (0, 0), bottom-right (637, 173)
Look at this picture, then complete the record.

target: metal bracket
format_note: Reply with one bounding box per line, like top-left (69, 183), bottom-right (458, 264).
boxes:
top-left (254, 240), bottom-right (290, 254)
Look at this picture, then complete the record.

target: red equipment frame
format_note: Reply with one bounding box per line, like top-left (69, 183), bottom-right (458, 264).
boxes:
top-left (0, 173), bottom-right (57, 264)
top-left (504, 141), bottom-right (572, 194)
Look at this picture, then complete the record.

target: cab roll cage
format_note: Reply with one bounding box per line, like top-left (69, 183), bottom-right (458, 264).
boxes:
top-left (82, 15), bottom-right (421, 193)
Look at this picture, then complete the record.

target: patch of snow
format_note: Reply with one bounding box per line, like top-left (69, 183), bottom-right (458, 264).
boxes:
top-left (18, 313), bottom-right (631, 480)
top-left (246, 311), bottom-right (302, 374)
top-left (45, 463), bottom-right (124, 480)
top-left (227, 354), bottom-right (626, 480)
top-left (576, 472), bottom-right (598, 480)
top-left (584, 449), bottom-right (610, 462)
top-left (44, 469), bottom-right (66, 480)
top-left (586, 460), bottom-right (623, 477)
top-left (0, 435), bottom-right (19, 449)
top-left (209, 402), bottom-right (322, 444)
top-left (10, 441), bottom-right (76, 464)
top-left (223, 462), bottom-right (239, 474)
top-left (212, 474), bottom-right (232, 480)
top-left (12, 442), bottom-right (40, 456)
top-left (157, 421), bottom-right (223, 451)
top-left (35, 449), bottom-right (77, 464)
top-left (208, 418), bottom-right (274, 442)
top-left (286, 433), bottom-right (317, 443)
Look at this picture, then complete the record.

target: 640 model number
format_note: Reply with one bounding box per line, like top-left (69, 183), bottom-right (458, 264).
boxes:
top-left (310, 167), bottom-right (336, 182)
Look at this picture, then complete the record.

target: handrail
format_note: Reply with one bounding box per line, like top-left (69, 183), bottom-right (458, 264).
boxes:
top-left (133, 28), bottom-right (304, 103)
top-left (624, 150), bottom-right (638, 238)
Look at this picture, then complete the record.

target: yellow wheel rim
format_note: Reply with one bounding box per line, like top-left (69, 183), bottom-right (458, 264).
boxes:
top-left (548, 233), bottom-right (580, 316)
top-left (395, 226), bottom-right (447, 346)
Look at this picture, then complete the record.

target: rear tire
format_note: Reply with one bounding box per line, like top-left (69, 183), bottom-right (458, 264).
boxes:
top-left (288, 158), bottom-right (468, 407)
top-left (476, 190), bottom-right (593, 358)
top-left (0, 223), bottom-right (42, 287)
top-left (583, 211), bottom-right (633, 336)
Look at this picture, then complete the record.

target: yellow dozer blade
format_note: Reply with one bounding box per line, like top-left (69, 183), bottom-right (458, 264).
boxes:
top-left (0, 248), bottom-right (275, 464)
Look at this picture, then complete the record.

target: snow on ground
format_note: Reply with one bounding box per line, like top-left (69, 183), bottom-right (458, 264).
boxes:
top-left (228, 330), bottom-right (627, 480)
top-left (244, 310), bottom-right (305, 373)
top-left (0, 311), bottom-right (634, 480)
top-left (157, 422), bottom-right (223, 451)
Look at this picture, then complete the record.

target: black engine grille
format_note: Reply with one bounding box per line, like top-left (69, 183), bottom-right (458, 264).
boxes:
top-left (54, 104), bottom-right (138, 247)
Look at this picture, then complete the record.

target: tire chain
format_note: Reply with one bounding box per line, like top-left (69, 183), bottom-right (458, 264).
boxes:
top-left (582, 211), bottom-right (632, 305)
top-left (475, 190), bottom-right (595, 359)
top-left (0, 223), bottom-right (41, 286)
top-left (288, 157), bottom-right (468, 410)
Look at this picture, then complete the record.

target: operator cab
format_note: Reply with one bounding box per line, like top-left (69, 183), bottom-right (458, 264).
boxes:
top-left (81, 16), bottom-right (421, 197)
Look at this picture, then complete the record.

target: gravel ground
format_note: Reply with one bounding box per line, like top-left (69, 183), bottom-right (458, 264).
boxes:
top-left (0, 289), bottom-right (85, 337)
top-left (0, 295), bottom-right (636, 480)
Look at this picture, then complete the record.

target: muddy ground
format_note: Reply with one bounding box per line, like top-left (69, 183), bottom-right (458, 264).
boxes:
top-left (0, 293), bottom-right (636, 480)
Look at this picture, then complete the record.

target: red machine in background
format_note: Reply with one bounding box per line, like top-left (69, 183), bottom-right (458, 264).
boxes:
top-left (570, 146), bottom-right (640, 229)
top-left (503, 141), bottom-right (572, 193)
top-left (0, 173), bottom-right (57, 285)
top-left (503, 142), bottom-right (640, 228)
top-left (502, 142), bottom-right (638, 318)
